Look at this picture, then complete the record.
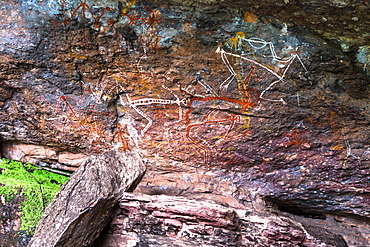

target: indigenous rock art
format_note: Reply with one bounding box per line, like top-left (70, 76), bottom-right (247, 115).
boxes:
top-left (0, 0), bottom-right (369, 246)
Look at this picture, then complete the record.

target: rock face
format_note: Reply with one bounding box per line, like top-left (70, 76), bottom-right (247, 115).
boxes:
top-left (0, 0), bottom-right (370, 246)
top-left (27, 151), bottom-right (146, 247)
top-left (94, 193), bottom-right (352, 247)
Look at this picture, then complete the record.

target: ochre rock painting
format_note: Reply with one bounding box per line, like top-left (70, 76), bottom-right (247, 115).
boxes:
top-left (22, 1), bottom-right (311, 165)
top-left (0, 0), bottom-right (369, 246)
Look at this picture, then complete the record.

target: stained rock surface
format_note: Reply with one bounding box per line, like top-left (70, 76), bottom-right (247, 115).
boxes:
top-left (0, 0), bottom-right (369, 246)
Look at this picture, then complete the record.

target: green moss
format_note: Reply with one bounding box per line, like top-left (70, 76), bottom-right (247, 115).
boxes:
top-left (0, 158), bottom-right (69, 235)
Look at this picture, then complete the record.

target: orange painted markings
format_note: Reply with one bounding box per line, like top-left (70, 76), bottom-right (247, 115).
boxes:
top-left (244, 11), bottom-right (258, 23)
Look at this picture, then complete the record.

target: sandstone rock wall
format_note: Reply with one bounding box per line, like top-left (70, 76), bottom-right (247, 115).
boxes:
top-left (94, 193), bottom-right (361, 247)
top-left (0, 0), bottom-right (369, 246)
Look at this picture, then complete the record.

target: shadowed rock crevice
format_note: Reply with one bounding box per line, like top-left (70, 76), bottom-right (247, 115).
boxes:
top-left (265, 197), bottom-right (328, 220)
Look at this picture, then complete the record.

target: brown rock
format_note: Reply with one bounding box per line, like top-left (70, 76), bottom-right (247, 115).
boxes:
top-left (1, 143), bottom-right (57, 163)
top-left (0, 0), bottom-right (369, 245)
top-left (57, 152), bottom-right (88, 167)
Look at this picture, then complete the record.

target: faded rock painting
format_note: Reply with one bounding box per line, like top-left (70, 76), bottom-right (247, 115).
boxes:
top-left (1, 0), bottom-right (370, 246)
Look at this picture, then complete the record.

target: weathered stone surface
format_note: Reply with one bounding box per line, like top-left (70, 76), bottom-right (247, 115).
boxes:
top-left (27, 151), bottom-right (146, 247)
top-left (1, 143), bottom-right (87, 172)
top-left (155, 0), bottom-right (370, 59)
top-left (133, 161), bottom-right (370, 246)
top-left (0, 193), bottom-right (31, 246)
top-left (94, 193), bottom-right (358, 247)
top-left (0, 0), bottom-right (369, 246)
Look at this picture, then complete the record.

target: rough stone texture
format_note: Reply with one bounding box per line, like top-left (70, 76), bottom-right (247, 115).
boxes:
top-left (27, 151), bottom-right (146, 247)
top-left (0, 193), bottom-right (32, 246)
top-left (94, 193), bottom-right (354, 247)
top-left (1, 143), bottom-right (87, 171)
top-left (133, 161), bottom-right (370, 246)
top-left (157, 0), bottom-right (370, 55)
top-left (0, 0), bottom-right (369, 246)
